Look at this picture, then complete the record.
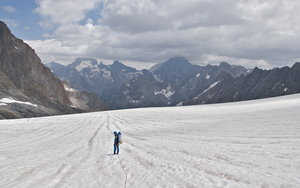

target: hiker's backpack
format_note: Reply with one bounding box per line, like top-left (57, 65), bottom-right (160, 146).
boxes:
top-left (118, 132), bottom-right (122, 144)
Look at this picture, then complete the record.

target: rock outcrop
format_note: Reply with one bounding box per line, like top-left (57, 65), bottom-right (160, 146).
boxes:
top-left (0, 21), bottom-right (70, 106)
top-left (63, 82), bottom-right (110, 112)
top-left (0, 21), bottom-right (86, 118)
top-left (46, 59), bottom-right (148, 102)
top-left (184, 63), bottom-right (300, 105)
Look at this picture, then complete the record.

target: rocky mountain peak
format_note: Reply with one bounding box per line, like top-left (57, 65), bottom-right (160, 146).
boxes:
top-left (112, 60), bottom-right (121, 65)
top-left (0, 21), bottom-right (70, 106)
top-left (218, 62), bottom-right (250, 78)
top-left (150, 57), bottom-right (203, 82)
top-left (110, 60), bottom-right (137, 72)
top-left (292, 62), bottom-right (300, 69)
top-left (46, 61), bottom-right (67, 73)
top-left (219, 62), bottom-right (231, 68)
top-left (99, 62), bottom-right (107, 68)
top-left (165, 57), bottom-right (190, 65)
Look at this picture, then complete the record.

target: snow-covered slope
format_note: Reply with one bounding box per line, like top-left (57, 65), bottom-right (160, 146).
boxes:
top-left (0, 94), bottom-right (299, 187)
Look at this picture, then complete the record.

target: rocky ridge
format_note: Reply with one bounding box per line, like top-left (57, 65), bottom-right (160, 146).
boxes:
top-left (184, 63), bottom-right (300, 105)
top-left (46, 58), bottom-right (150, 101)
top-left (48, 56), bottom-right (300, 110)
top-left (63, 82), bottom-right (110, 112)
top-left (0, 21), bottom-right (108, 119)
top-left (48, 57), bottom-right (252, 109)
top-left (110, 61), bottom-right (250, 109)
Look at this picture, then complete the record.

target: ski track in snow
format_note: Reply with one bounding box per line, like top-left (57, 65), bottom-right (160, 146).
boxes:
top-left (0, 94), bottom-right (300, 187)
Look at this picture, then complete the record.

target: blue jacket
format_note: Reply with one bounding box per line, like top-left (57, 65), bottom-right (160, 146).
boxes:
top-left (114, 134), bottom-right (119, 145)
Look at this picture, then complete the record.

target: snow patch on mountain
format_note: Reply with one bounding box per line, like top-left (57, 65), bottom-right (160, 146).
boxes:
top-left (64, 87), bottom-right (75, 92)
top-left (129, 100), bottom-right (141, 103)
top-left (197, 80), bottom-right (220, 98)
top-left (176, 101), bottom-right (183, 106)
top-left (75, 60), bottom-right (103, 75)
top-left (100, 68), bottom-right (112, 80)
top-left (234, 92), bottom-right (239, 98)
top-left (153, 75), bottom-right (163, 82)
top-left (75, 60), bottom-right (94, 72)
top-left (0, 98), bottom-right (38, 107)
top-left (154, 86), bottom-right (174, 98)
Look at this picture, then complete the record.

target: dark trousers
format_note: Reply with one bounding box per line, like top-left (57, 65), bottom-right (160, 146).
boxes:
top-left (114, 144), bottom-right (119, 154)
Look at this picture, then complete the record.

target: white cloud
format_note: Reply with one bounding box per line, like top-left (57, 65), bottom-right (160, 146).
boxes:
top-left (29, 0), bottom-right (300, 69)
top-left (34, 0), bottom-right (102, 28)
top-left (86, 18), bottom-right (94, 24)
top-left (26, 38), bottom-right (88, 65)
top-left (2, 6), bottom-right (16, 13)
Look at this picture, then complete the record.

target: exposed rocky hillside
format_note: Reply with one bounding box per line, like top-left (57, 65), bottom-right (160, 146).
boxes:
top-left (108, 76), bottom-right (172, 109)
top-left (45, 41), bottom-right (299, 110)
top-left (63, 82), bottom-right (110, 112)
top-left (0, 21), bottom-right (108, 119)
top-left (110, 61), bottom-right (250, 109)
top-left (46, 59), bottom-right (151, 101)
top-left (150, 57), bottom-right (203, 82)
top-left (0, 22), bottom-right (70, 105)
top-left (169, 62), bottom-right (249, 106)
top-left (48, 56), bottom-right (253, 109)
top-left (47, 57), bottom-right (205, 109)
top-left (184, 63), bottom-right (300, 105)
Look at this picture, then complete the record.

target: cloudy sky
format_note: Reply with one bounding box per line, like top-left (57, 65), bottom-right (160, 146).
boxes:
top-left (1, 0), bottom-right (300, 69)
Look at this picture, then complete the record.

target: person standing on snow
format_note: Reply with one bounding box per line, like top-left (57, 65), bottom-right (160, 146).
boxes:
top-left (113, 131), bottom-right (120, 154)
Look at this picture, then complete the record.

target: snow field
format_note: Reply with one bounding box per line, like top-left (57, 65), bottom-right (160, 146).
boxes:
top-left (0, 94), bottom-right (300, 187)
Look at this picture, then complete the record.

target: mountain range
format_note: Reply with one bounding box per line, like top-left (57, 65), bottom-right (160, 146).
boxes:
top-left (45, 58), bottom-right (228, 109)
top-left (108, 60), bottom-right (251, 109)
top-left (47, 56), bottom-right (300, 110)
top-left (1, 19), bottom-right (299, 118)
top-left (46, 58), bottom-right (148, 102)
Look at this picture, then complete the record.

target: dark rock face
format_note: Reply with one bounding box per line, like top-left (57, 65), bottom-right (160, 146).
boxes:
top-left (44, 32), bottom-right (299, 110)
top-left (184, 63), bottom-right (300, 105)
top-left (109, 61), bottom-right (251, 109)
top-left (49, 54), bottom-right (300, 110)
top-left (0, 21), bottom-right (70, 106)
top-left (108, 57), bottom-right (205, 109)
top-left (46, 59), bottom-right (146, 102)
top-left (110, 60), bottom-right (300, 108)
top-left (219, 62), bottom-right (250, 77)
top-left (0, 21), bottom-right (86, 119)
top-left (149, 57), bottom-right (203, 82)
top-left (63, 82), bottom-right (110, 112)
top-left (48, 56), bottom-right (254, 109)
top-left (170, 62), bottom-right (250, 105)
top-left (108, 76), bottom-right (172, 109)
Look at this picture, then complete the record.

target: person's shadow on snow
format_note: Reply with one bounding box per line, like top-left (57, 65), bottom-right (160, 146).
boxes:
top-left (105, 154), bottom-right (117, 156)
